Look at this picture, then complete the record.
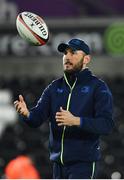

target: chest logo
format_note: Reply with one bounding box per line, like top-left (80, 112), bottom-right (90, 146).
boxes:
top-left (81, 86), bottom-right (90, 93)
top-left (57, 88), bottom-right (64, 93)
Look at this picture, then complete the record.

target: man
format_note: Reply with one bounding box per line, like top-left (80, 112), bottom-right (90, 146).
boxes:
top-left (14, 38), bottom-right (114, 179)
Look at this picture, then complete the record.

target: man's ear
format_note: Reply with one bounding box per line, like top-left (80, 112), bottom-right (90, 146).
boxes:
top-left (83, 55), bottom-right (91, 64)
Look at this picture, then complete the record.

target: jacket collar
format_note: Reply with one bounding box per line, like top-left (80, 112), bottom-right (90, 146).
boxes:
top-left (64, 68), bottom-right (92, 85)
top-left (76, 68), bottom-right (92, 83)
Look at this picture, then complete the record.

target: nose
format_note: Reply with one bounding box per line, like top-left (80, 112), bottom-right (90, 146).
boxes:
top-left (65, 52), bottom-right (71, 61)
top-left (66, 51), bottom-right (72, 56)
top-left (63, 50), bottom-right (73, 64)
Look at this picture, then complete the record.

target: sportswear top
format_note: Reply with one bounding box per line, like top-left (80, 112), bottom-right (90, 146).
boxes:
top-left (23, 68), bottom-right (114, 164)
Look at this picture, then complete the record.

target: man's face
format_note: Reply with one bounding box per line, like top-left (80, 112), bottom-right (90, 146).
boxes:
top-left (63, 48), bottom-right (85, 74)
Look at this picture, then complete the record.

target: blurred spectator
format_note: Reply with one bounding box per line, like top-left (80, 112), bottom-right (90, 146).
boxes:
top-left (4, 155), bottom-right (40, 179)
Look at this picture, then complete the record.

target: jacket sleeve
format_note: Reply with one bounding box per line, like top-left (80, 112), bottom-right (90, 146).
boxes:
top-left (23, 84), bottom-right (51, 128)
top-left (79, 81), bottom-right (114, 135)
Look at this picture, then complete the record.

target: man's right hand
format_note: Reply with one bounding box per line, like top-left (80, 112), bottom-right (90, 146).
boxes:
top-left (14, 95), bottom-right (29, 117)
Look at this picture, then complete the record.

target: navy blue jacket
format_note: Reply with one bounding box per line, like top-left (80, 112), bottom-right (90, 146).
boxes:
top-left (23, 68), bottom-right (114, 164)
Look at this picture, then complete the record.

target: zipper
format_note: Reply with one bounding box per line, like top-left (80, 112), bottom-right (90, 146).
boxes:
top-left (60, 74), bottom-right (77, 164)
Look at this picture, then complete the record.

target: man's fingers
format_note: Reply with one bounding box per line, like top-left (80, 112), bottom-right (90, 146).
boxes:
top-left (16, 105), bottom-right (22, 112)
top-left (56, 118), bottom-right (67, 127)
top-left (56, 110), bottom-right (66, 116)
top-left (60, 107), bottom-right (66, 112)
top-left (14, 100), bottom-right (19, 105)
top-left (14, 102), bottom-right (22, 111)
top-left (19, 95), bottom-right (24, 103)
top-left (56, 112), bottom-right (63, 117)
top-left (56, 118), bottom-right (64, 122)
top-left (55, 114), bottom-right (64, 119)
top-left (14, 96), bottom-right (29, 117)
top-left (56, 112), bottom-right (62, 116)
top-left (17, 107), bottom-right (22, 113)
top-left (57, 123), bottom-right (64, 126)
top-left (14, 103), bottom-right (19, 110)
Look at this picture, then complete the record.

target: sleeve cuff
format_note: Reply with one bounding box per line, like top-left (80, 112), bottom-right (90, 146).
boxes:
top-left (79, 117), bottom-right (83, 128)
top-left (19, 113), bottom-right (30, 122)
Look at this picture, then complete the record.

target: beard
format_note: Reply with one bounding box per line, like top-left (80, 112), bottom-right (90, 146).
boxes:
top-left (64, 59), bottom-right (83, 75)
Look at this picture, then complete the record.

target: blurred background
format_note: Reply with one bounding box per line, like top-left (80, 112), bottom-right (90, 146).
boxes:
top-left (0, 0), bottom-right (124, 178)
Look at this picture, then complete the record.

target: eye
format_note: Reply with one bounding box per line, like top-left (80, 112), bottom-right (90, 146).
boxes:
top-left (72, 50), bottom-right (77, 55)
top-left (69, 49), bottom-right (75, 54)
top-left (71, 50), bottom-right (75, 54)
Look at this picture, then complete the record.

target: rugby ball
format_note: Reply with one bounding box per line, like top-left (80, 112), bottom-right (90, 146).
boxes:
top-left (16, 12), bottom-right (49, 46)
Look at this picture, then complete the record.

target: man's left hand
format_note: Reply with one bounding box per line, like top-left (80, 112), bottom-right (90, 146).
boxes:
top-left (55, 107), bottom-right (80, 126)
